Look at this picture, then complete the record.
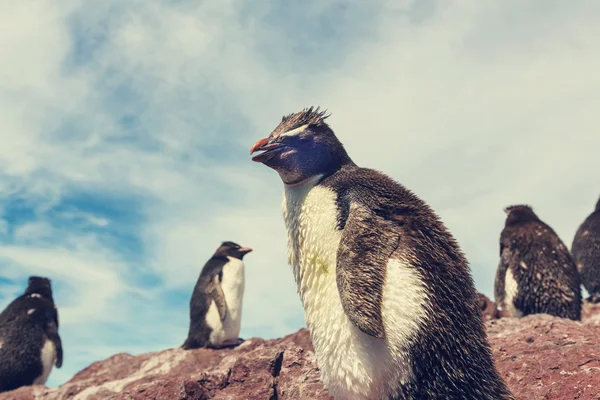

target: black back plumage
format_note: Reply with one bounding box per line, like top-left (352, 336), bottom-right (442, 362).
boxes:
top-left (495, 205), bottom-right (581, 320)
top-left (181, 257), bottom-right (227, 350)
top-left (571, 196), bottom-right (600, 302)
top-left (318, 166), bottom-right (513, 400)
top-left (0, 277), bottom-right (63, 393)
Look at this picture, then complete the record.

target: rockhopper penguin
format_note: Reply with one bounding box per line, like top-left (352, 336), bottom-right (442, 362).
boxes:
top-left (495, 205), bottom-right (581, 320)
top-left (0, 276), bottom-right (63, 393)
top-left (250, 107), bottom-right (513, 399)
top-left (571, 195), bottom-right (600, 303)
top-left (182, 241), bottom-right (252, 350)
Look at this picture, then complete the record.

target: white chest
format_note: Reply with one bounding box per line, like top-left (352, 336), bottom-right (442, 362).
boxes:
top-left (283, 178), bottom-right (342, 300)
top-left (206, 257), bottom-right (245, 345)
top-left (504, 267), bottom-right (522, 317)
top-left (33, 339), bottom-right (56, 385)
top-left (282, 179), bottom-right (425, 399)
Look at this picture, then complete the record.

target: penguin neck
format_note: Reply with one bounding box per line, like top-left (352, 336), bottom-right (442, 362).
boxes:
top-left (283, 174), bottom-right (325, 191)
top-left (221, 257), bottom-right (245, 292)
top-left (24, 283), bottom-right (53, 300)
top-left (25, 290), bottom-right (53, 301)
top-left (282, 173), bottom-right (342, 291)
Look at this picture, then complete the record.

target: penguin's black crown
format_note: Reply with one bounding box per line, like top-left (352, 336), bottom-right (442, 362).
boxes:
top-left (277, 107), bottom-right (331, 133)
top-left (24, 276), bottom-right (54, 299)
top-left (250, 106), bottom-right (354, 185)
top-left (504, 204), bottom-right (533, 213)
top-left (504, 204), bottom-right (539, 226)
top-left (213, 241), bottom-right (253, 260)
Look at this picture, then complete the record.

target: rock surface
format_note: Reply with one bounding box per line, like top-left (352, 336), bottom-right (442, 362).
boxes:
top-left (478, 292), bottom-right (501, 321)
top-left (0, 329), bottom-right (329, 400)
top-left (489, 313), bottom-right (600, 400)
top-left (2, 297), bottom-right (600, 400)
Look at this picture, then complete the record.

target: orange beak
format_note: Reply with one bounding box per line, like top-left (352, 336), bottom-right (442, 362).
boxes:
top-left (250, 138), bottom-right (269, 155)
top-left (250, 137), bottom-right (284, 163)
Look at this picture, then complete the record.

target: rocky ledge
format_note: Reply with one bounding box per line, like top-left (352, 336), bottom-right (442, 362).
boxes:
top-left (2, 297), bottom-right (600, 400)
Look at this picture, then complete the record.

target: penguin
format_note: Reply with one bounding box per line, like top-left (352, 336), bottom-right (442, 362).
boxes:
top-left (571, 195), bottom-right (600, 303)
top-left (182, 241), bottom-right (252, 350)
top-left (250, 107), bottom-right (513, 400)
top-left (0, 276), bottom-right (63, 393)
top-left (494, 205), bottom-right (581, 320)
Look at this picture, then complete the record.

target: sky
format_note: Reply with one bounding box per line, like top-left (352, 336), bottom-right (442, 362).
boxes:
top-left (1, 0), bottom-right (599, 388)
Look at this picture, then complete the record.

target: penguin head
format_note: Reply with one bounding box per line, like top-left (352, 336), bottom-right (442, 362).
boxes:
top-left (214, 241), bottom-right (253, 260)
top-left (503, 204), bottom-right (539, 226)
top-left (595, 195), bottom-right (600, 212)
top-left (24, 276), bottom-right (53, 299)
top-left (250, 106), bottom-right (354, 185)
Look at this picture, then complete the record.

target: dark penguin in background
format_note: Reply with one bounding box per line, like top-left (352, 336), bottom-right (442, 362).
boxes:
top-left (182, 241), bottom-right (252, 350)
top-left (495, 205), bottom-right (581, 320)
top-left (571, 195), bottom-right (600, 303)
top-left (250, 107), bottom-right (513, 399)
top-left (0, 276), bottom-right (63, 393)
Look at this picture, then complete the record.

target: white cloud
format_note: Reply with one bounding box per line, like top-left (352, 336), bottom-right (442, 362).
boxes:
top-left (0, 246), bottom-right (123, 321)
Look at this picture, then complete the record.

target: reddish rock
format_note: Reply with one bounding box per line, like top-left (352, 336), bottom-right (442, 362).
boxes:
top-left (3, 307), bottom-right (600, 400)
top-left (582, 300), bottom-right (600, 323)
top-left (489, 315), bottom-right (600, 400)
top-left (477, 292), bottom-right (500, 321)
top-left (0, 330), bottom-right (327, 400)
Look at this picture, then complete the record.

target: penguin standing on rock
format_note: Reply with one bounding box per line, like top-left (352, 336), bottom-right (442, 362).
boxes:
top-left (250, 107), bottom-right (513, 399)
top-left (0, 276), bottom-right (63, 393)
top-left (571, 195), bottom-right (600, 303)
top-left (495, 205), bottom-right (581, 320)
top-left (182, 241), bottom-right (252, 350)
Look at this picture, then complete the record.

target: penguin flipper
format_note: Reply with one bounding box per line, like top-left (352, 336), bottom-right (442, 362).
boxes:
top-left (336, 203), bottom-right (400, 340)
top-left (52, 331), bottom-right (64, 368)
top-left (45, 310), bottom-right (63, 368)
top-left (494, 242), bottom-right (510, 306)
top-left (494, 260), bottom-right (506, 308)
top-left (210, 275), bottom-right (228, 322)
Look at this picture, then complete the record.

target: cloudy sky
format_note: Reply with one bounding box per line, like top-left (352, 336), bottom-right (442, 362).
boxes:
top-left (1, 0), bottom-right (599, 387)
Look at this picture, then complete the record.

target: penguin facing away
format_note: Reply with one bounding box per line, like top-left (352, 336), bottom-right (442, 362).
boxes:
top-left (182, 241), bottom-right (252, 350)
top-left (495, 205), bottom-right (581, 320)
top-left (250, 107), bottom-right (513, 399)
top-left (0, 276), bottom-right (63, 393)
top-left (571, 195), bottom-right (600, 303)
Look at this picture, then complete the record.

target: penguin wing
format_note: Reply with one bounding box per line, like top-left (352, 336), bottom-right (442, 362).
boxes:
top-left (45, 307), bottom-right (63, 368)
top-left (494, 241), bottom-right (511, 306)
top-left (336, 203), bottom-right (401, 339)
top-left (209, 275), bottom-right (228, 322)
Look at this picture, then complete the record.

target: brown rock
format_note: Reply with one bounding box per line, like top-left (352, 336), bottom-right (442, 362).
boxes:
top-left (489, 314), bottom-right (600, 400)
top-left (3, 306), bottom-right (600, 400)
top-left (0, 330), bottom-right (326, 400)
top-left (582, 299), bottom-right (600, 323)
top-left (477, 292), bottom-right (500, 321)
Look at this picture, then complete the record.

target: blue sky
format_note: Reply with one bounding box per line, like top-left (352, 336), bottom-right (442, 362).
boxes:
top-left (1, 0), bottom-right (599, 387)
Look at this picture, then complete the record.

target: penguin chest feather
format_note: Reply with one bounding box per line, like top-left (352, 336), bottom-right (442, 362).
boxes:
top-left (33, 339), bottom-right (56, 385)
top-left (283, 179), bottom-right (424, 399)
top-left (206, 258), bottom-right (245, 345)
top-left (504, 267), bottom-right (522, 317)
